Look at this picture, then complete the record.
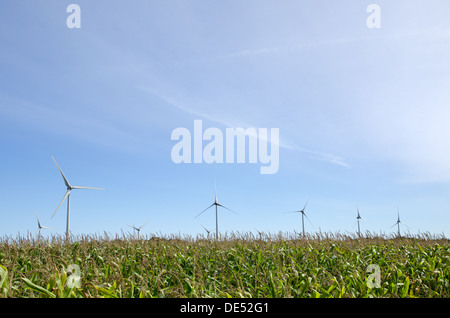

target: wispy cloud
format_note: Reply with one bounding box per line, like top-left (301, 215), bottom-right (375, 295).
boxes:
top-left (295, 147), bottom-right (351, 169)
top-left (217, 46), bottom-right (285, 60)
top-left (139, 86), bottom-right (351, 168)
top-left (0, 92), bottom-right (137, 150)
top-left (215, 29), bottom-right (450, 61)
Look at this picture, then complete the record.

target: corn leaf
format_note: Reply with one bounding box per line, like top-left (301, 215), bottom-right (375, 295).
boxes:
top-left (21, 277), bottom-right (56, 298)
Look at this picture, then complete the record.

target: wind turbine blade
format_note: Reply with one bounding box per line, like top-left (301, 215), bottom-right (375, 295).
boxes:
top-left (401, 222), bottom-right (410, 230)
top-left (52, 156), bottom-right (71, 188)
top-left (391, 223), bottom-right (398, 228)
top-left (303, 200), bottom-right (309, 211)
top-left (352, 220), bottom-right (358, 228)
top-left (217, 203), bottom-right (238, 215)
top-left (126, 224), bottom-right (138, 231)
top-left (201, 224), bottom-right (211, 233)
top-left (52, 190), bottom-right (71, 219)
top-left (35, 212), bottom-right (41, 228)
top-left (303, 213), bottom-right (314, 227)
top-left (71, 186), bottom-right (105, 190)
top-left (195, 203), bottom-right (214, 218)
top-left (41, 226), bottom-right (56, 230)
top-left (139, 221), bottom-right (150, 230)
top-left (214, 178), bottom-right (217, 202)
top-left (283, 211), bottom-right (301, 214)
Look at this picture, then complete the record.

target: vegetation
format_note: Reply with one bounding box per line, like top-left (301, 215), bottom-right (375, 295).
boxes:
top-left (0, 231), bottom-right (448, 298)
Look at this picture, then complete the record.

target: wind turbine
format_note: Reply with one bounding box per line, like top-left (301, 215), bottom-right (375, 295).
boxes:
top-left (285, 200), bottom-right (313, 236)
top-left (255, 228), bottom-right (264, 241)
top-left (195, 180), bottom-right (237, 240)
top-left (353, 207), bottom-right (365, 236)
top-left (34, 212), bottom-right (55, 239)
top-left (391, 208), bottom-right (409, 237)
top-left (127, 221), bottom-right (149, 239)
top-left (51, 156), bottom-right (105, 241)
top-left (200, 224), bottom-right (212, 239)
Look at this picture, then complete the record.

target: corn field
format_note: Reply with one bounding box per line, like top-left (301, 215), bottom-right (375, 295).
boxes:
top-left (0, 231), bottom-right (448, 298)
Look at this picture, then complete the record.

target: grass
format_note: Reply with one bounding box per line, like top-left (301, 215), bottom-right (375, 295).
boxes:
top-left (0, 231), bottom-right (448, 298)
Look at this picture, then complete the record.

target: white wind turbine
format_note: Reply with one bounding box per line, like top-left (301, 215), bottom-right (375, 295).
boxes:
top-left (195, 180), bottom-right (237, 241)
top-left (391, 208), bottom-right (409, 237)
top-left (34, 212), bottom-right (55, 239)
top-left (51, 156), bottom-right (105, 241)
top-left (285, 200), bottom-right (313, 236)
top-left (127, 221), bottom-right (149, 240)
top-left (353, 207), bottom-right (366, 236)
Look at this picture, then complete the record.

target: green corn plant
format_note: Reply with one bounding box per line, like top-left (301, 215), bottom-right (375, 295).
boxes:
top-left (401, 276), bottom-right (411, 298)
top-left (94, 281), bottom-right (121, 298)
top-left (21, 267), bottom-right (82, 298)
top-left (0, 265), bottom-right (9, 297)
top-left (21, 277), bottom-right (56, 298)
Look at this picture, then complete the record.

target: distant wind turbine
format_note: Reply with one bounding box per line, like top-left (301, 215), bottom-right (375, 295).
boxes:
top-left (255, 228), bottom-right (265, 241)
top-left (195, 180), bottom-right (237, 240)
top-left (285, 200), bottom-right (313, 236)
top-left (200, 224), bottom-right (213, 239)
top-left (391, 208), bottom-right (409, 237)
top-left (353, 207), bottom-right (366, 236)
top-left (34, 212), bottom-right (55, 238)
top-left (51, 156), bottom-right (105, 241)
top-left (127, 221), bottom-right (149, 239)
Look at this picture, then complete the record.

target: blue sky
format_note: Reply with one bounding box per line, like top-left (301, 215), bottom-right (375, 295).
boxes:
top-left (1, 1), bottom-right (450, 239)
